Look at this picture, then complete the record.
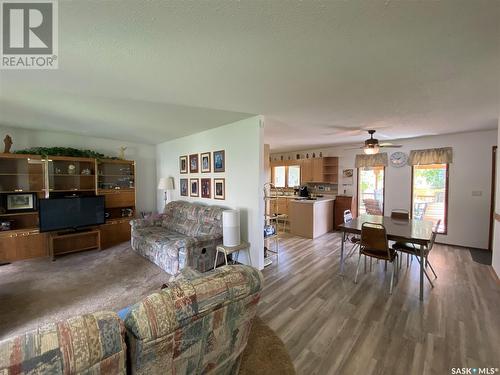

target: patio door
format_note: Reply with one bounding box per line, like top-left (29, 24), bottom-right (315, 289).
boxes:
top-left (357, 166), bottom-right (385, 216)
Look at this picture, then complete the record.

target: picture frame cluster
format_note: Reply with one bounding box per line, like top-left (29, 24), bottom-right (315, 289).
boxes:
top-left (179, 150), bottom-right (225, 200)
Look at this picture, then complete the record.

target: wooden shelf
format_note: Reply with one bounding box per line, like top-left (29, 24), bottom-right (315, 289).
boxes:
top-left (0, 173), bottom-right (43, 176)
top-left (0, 212), bottom-right (37, 217)
top-left (49, 229), bottom-right (101, 260)
top-left (50, 174), bottom-right (95, 177)
top-left (0, 190), bottom-right (44, 193)
top-left (98, 174), bottom-right (134, 177)
top-left (48, 189), bottom-right (95, 192)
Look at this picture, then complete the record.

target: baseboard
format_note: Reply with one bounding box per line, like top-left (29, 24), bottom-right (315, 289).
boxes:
top-left (488, 267), bottom-right (500, 284)
top-left (435, 241), bottom-right (489, 252)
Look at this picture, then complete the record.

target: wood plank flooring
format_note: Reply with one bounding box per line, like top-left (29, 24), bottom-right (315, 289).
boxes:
top-left (259, 232), bottom-right (500, 375)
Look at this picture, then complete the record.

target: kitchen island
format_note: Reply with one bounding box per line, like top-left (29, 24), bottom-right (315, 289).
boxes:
top-left (288, 197), bottom-right (334, 239)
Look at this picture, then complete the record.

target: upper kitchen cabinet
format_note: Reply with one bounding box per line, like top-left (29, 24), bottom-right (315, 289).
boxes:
top-left (302, 157), bottom-right (339, 183)
top-left (300, 159), bottom-right (312, 184)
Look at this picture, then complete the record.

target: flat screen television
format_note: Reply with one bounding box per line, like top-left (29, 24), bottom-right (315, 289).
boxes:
top-left (39, 196), bottom-right (105, 232)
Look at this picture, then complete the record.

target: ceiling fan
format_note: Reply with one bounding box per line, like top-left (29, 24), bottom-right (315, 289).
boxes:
top-left (345, 130), bottom-right (402, 155)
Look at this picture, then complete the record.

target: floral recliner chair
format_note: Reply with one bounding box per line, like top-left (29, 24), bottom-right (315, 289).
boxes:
top-left (130, 201), bottom-right (224, 275)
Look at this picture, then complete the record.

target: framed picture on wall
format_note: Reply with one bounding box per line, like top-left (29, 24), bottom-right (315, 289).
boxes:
top-left (6, 193), bottom-right (37, 212)
top-left (179, 156), bottom-right (188, 174)
top-left (214, 178), bottom-right (225, 200)
top-left (189, 154), bottom-right (199, 173)
top-left (213, 150), bottom-right (225, 172)
top-left (201, 178), bottom-right (211, 198)
top-left (180, 178), bottom-right (188, 196)
top-left (201, 152), bottom-right (211, 173)
top-left (190, 178), bottom-right (199, 197)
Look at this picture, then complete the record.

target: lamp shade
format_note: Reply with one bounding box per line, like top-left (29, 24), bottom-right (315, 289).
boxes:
top-left (157, 177), bottom-right (168, 190)
top-left (222, 210), bottom-right (240, 247)
top-left (158, 177), bottom-right (175, 190)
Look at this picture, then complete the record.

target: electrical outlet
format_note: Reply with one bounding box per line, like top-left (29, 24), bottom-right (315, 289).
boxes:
top-left (472, 191), bottom-right (482, 197)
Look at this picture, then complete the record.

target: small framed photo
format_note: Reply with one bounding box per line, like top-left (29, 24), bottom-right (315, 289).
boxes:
top-left (179, 156), bottom-right (188, 174)
top-left (190, 178), bottom-right (199, 197)
top-left (201, 178), bottom-right (211, 198)
top-left (180, 178), bottom-right (188, 196)
top-left (201, 152), bottom-right (211, 173)
top-left (213, 150), bottom-right (225, 173)
top-left (214, 178), bottom-right (225, 200)
top-left (6, 193), bottom-right (37, 212)
top-left (189, 154), bottom-right (199, 173)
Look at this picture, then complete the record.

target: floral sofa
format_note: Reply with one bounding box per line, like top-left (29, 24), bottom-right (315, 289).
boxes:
top-left (124, 265), bottom-right (264, 374)
top-left (0, 311), bottom-right (126, 374)
top-left (0, 265), bottom-right (263, 375)
top-left (130, 201), bottom-right (224, 275)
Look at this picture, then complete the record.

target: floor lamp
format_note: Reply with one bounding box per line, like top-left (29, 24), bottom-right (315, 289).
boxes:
top-left (158, 177), bottom-right (175, 207)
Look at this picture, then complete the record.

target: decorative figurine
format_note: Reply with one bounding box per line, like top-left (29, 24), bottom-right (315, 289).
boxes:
top-left (68, 164), bottom-right (76, 175)
top-left (119, 146), bottom-right (127, 160)
top-left (3, 135), bottom-right (12, 153)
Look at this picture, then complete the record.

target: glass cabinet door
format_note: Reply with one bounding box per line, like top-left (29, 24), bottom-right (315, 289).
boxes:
top-left (46, 159), bottom-right (96, 192)
top-left (0, 157), bottom-right (43, 192)
top-left (97, 161), bottom-right (135, 190)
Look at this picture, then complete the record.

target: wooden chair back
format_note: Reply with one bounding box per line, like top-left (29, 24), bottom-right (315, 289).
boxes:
top-left (360, 222), bottom-right (390, 260)
top-left (391, 209), bottom-right (410, 220)
top-left (428, 219), bottom-right (441, 251)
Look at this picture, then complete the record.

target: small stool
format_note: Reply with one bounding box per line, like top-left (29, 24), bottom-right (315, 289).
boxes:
top-left (214, 242), bottom-right (251, 270)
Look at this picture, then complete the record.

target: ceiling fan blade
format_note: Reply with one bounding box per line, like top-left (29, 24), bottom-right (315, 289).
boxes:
top-left (344, 146), bottom-right (364, 150)
top-left (379, 144), bottom-right (402, 148)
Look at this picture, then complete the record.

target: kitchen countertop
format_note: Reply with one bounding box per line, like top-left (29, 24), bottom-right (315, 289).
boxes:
top-left (288, 197), bottom-right (335, 204)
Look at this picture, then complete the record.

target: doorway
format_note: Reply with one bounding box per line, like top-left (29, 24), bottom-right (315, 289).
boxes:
top-left (488, 146), bottom-right (497, 251)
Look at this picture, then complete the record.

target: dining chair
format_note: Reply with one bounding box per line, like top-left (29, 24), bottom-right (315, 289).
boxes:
top-left (355, 222), bottom-right (398, 294)
top-left (392, 220), bottom-right (441, 288)
top-left (343, 210), bottom-right (360, 257)
top-left (391, 209), bottom-right (410, 220)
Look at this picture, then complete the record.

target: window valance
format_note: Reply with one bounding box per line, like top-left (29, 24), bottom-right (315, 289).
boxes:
top-left (408, 147), bottom-right (453, 166)
top-left (355, 153), bottom-right (388, 168)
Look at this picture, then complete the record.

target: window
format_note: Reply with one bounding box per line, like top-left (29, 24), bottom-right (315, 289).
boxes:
top-left (358, 166), bottom-right (385, 216)
top-left (273, 166), bottom-right (286, 188)
top-left (287, 165), bottom-right (301, 188)
top-left (412, 163), bottom-right (448, 233)
top-left (272, 164), bottom-right (301, 188)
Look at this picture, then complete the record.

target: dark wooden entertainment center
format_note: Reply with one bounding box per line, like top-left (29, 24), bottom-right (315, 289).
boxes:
top-left (0, 153), bottom-right (136, 261)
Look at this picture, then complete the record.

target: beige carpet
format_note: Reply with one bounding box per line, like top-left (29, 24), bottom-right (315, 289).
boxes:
top-left (0, 244), bottom-right (295, 373)
top-left (240, 317), bottom-right (296, 375)
top-left (0, 243), bottom-right (167, 339)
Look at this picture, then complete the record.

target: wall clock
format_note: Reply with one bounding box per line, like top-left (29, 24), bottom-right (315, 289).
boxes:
top-left (390, 152), bottom-right (408, 168)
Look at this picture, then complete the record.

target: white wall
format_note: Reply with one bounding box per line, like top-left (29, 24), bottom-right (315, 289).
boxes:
top-left (156, 116), bottom-right (265, 270)
top-left (271, 130), bottom-right (497, 249)
top-left (0, 126), bottom-right (157, 212)
top-left (492, 121), bottom-right (500, 278)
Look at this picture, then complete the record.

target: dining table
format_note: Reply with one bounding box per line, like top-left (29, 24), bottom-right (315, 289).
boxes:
top-left (338, 214), bottom-right (434, 301)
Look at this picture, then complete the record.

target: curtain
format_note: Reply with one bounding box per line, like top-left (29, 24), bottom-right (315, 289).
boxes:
top-left (408, 147), bottom-right (453, 166)
top-left (355, 153), bottom-right (388, 168)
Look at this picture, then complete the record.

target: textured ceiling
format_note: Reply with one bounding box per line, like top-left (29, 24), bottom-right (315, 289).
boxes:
top-left (0, 0), bottom-right (498, 148)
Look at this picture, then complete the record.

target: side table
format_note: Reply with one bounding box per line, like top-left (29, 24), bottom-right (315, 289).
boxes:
top-left (214, 242), bottom-right (251, 270)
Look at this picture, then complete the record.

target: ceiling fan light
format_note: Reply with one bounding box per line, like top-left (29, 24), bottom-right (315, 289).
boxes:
top-left (363, 144), bottom-right (379, 155)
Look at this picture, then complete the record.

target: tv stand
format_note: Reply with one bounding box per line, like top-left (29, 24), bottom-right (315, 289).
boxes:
top-left (49, 229), bottom-right (101, 261)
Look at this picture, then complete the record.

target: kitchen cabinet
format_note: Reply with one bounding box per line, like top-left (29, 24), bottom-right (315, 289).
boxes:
top-left (300, 159), bottom-right (312, 184)
top-left (274, 157), bottom-right (339, 184)
top-left (312, 159), bottom-right (324, 182)
top-left (289, 198), bottom-right (334, 238)
top-left (271, 197), bottom-right (289, 216)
